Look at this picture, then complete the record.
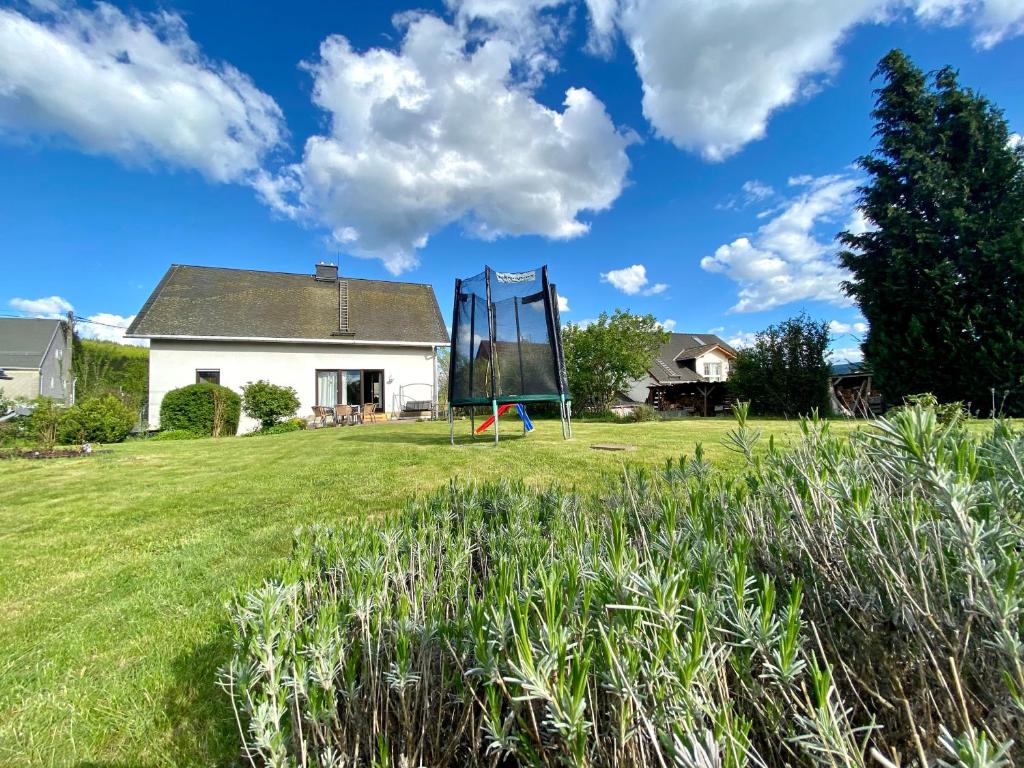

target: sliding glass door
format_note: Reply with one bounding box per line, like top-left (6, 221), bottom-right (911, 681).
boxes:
top-left (344, 371), bottom-right (361, 407)
top-left (316, 370), bottom-right (338, 408)
top-left (316, 369), bottom-right (385, 408)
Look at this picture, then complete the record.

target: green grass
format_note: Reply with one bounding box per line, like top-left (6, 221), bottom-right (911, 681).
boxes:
top-left (0, 417), bottom-right (857, 767)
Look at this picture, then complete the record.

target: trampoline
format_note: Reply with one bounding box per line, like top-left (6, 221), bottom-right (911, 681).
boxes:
top-left (448, 266), bottom-right (572, 443)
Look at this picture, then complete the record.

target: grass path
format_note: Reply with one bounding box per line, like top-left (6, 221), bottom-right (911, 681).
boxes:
top-left (0, 417), bottom-right (850, 766)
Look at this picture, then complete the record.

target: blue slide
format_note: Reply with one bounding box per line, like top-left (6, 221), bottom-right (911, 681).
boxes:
top-left (515, 403), bottom-right (535, 432)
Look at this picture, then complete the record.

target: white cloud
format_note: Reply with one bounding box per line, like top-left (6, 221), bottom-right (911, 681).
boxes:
top-left (613, 0), bottom-right (1024, 158)
top-left (79, 313), bottom-right (147, 346)
top-left (558, 294), bottom-right (571, 312)
top-left (0, 4), bottom-right (286, 184)
top-left (719, 179), bottom-right (777, 210)
top-left (613, 0), bottom-right (879, 160)
top-left (660, 318), bottom-right (677, 331)
top-left (707, 325), bottom-right (725, 334)
top-left (445, 0), bottom-right (569, 83)
top-left (1009, 132), bottom-right (1022, 149)
top-left (259, 13), bottom-right (631, 274)
top-left (742, 180), bottom-right (775, 202)
top-left (829, 319), bottom-right (868, 335)
top-left (701, 174), bottom-right (859, 312)
top-left (10, 295), bottom-right (73, 317)
top-left (454, 1), bottom-right (1024, 160)
top-left (913, 0), bottom-right (1024, 47)
top-left (828, 345), bottom-right (864, 362)
top-left (600, 263), bottom-right (668, 295)
top-left (726, 331), bottom-right (758, 349)
top-left (8, 297), bottom-right (144, 345)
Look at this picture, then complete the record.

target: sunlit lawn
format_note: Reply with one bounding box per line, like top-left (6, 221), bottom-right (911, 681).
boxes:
top-left (0, 416), bottom-right (856, 766)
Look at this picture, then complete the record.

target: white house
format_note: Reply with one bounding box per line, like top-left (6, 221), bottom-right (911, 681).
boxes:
top-left (127, 263), bottom-right (449, 432)
top-left (623, 333), bottom-right (738, 415)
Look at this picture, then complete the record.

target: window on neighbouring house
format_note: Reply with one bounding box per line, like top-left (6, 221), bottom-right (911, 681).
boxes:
top-left (196, 370), bottom-right (220, 385)
top-left (703, 362), bottom-right (723, 379)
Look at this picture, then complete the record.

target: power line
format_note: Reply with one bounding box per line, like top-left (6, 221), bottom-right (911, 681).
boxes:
top-left (0, 312), bottom-right (130, 330)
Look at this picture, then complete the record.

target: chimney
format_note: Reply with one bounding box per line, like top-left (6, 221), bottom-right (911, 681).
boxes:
top-left (315, 262), bottom-right (338, 282)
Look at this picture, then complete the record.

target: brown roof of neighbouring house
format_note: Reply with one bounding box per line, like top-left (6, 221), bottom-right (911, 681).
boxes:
top-left (0, 318), bottom-right (65, 369)
top-left (648, 333), bottom-right (738, 385)
top-left (126, 265), bottom-right (449, 345)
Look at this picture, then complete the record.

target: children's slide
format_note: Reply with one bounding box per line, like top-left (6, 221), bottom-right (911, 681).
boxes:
top-left (474, 403), bottom-right (535, 434)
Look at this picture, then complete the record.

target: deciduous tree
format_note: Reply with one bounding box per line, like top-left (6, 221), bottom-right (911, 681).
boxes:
top-left (562, 311), bottom-right (668, 411)
top-left (728, 313), bottom-right (831, 416)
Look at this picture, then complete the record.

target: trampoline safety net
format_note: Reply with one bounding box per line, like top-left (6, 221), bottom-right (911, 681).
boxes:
top-left (449, 266), bottom-right (569, 408)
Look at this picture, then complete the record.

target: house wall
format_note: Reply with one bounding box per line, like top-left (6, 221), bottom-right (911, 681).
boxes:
top-left (147, 339), bottom-right (439, 432)
top-left (3, 326), bottom-right (73, 404)
top-left (38, 327), bottom-right (73, 403)
top-left (623, 374), bottom-right (655, 404)
top-left (1, 369), bottom-right (41, 400)
top-left (694, 349), bottom-right (731, 382)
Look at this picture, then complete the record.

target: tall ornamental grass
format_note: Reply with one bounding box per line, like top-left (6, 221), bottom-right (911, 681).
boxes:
top-left (222, 406), bottom-right (1023, 767)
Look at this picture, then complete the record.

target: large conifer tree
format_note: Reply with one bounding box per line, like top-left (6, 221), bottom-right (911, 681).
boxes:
top-left (839, 50), bottom-right (1024, 414)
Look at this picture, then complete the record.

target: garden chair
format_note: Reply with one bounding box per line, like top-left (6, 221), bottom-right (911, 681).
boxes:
top-left (312, 405), bottom-right (334, 427)
top-left (334, 404), bottom-right (354, 425)
top-left (361, 402), bottom-right (379, 423)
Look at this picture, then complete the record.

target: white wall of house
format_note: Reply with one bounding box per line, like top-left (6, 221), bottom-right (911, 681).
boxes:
top-left (694, 348), bottom-right (732, 382)
top-left (147, 339), bottom-right (439, 432)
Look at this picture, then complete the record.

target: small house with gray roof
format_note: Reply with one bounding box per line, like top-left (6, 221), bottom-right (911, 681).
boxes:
top-left (623, 332), bottom-right (738, 415)
top-left (0, 317), bottom-right (74, 404)
top-left (127, 263), bottom-right (450, 432)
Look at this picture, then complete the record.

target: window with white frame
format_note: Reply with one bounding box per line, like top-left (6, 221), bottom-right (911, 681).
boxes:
top-left (703, 361), bottom-right (723, 379)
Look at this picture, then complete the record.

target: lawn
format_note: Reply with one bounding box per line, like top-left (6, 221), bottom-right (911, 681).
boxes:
top-left (0, 417), bottom-right (854, 767)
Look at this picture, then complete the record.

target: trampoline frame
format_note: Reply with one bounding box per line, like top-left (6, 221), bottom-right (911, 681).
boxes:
top-left (447, 265), bottom-right (572, 444)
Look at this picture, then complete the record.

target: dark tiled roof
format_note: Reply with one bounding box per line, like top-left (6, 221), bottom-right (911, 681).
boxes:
top-left (0, 318), bottom-right (63, 369)
top-left (831, 361), bottom-right (871, 376)
top-left (127, 265), bottom-right (449, 345)
top-left (648, 332), bottom-right (737, 384)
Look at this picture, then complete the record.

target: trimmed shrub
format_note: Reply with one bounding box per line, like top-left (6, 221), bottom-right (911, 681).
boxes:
top-left (148, 428), bottom-right (204, 441)
top-left (241, 380), bottom-right (301, 429)
top-left (160, 383), bottom-right (240, 437)
top-left (225, 406), bottom-right (1024, 767)
top-left (59, 394), bottom-right (136, 444)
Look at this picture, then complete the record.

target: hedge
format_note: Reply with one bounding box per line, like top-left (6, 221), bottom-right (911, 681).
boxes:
top-left (59, 394), bottom-right (136, 444)
top-left (159, 383), bottom-right (240, 437)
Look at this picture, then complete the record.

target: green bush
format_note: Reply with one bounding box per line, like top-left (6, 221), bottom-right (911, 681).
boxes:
top-left (628, 403), bottom-right (658, 422)
top-left (241, 380), bottom-right (301, 429)
top-left (159, 383), bottom-right (240, 437)
top-left (244, 418), bottom-right (305, 437)
top-left (23, 397), bottom-right (62, 450)
top-left (58, 394), bottom-right (136, 444)
top-left (149, 428), bottom-right (204, 441)
top-left (898, 392), bottom-right (970, 429)
top-left (225, 407), bottom-right (1023, 767)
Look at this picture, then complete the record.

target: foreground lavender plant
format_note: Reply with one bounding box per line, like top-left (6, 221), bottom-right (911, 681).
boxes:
top-left (222, 406), bottom-right (1022, 767)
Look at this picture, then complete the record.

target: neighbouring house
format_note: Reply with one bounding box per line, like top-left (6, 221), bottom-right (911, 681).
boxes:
top-left (126, 263), bottom-right (450, 432)
top-left (0, 317), bottom-right (75, 404)
top-left (623, 332), bottom-right (738, 416)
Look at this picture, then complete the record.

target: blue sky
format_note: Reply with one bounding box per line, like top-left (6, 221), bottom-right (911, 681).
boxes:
top-left (1, 0), bottom-right (1021, 360)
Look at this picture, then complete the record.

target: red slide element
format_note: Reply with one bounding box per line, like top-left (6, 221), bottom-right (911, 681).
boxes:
top-left (475, 403), bottom-right (515, 434)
